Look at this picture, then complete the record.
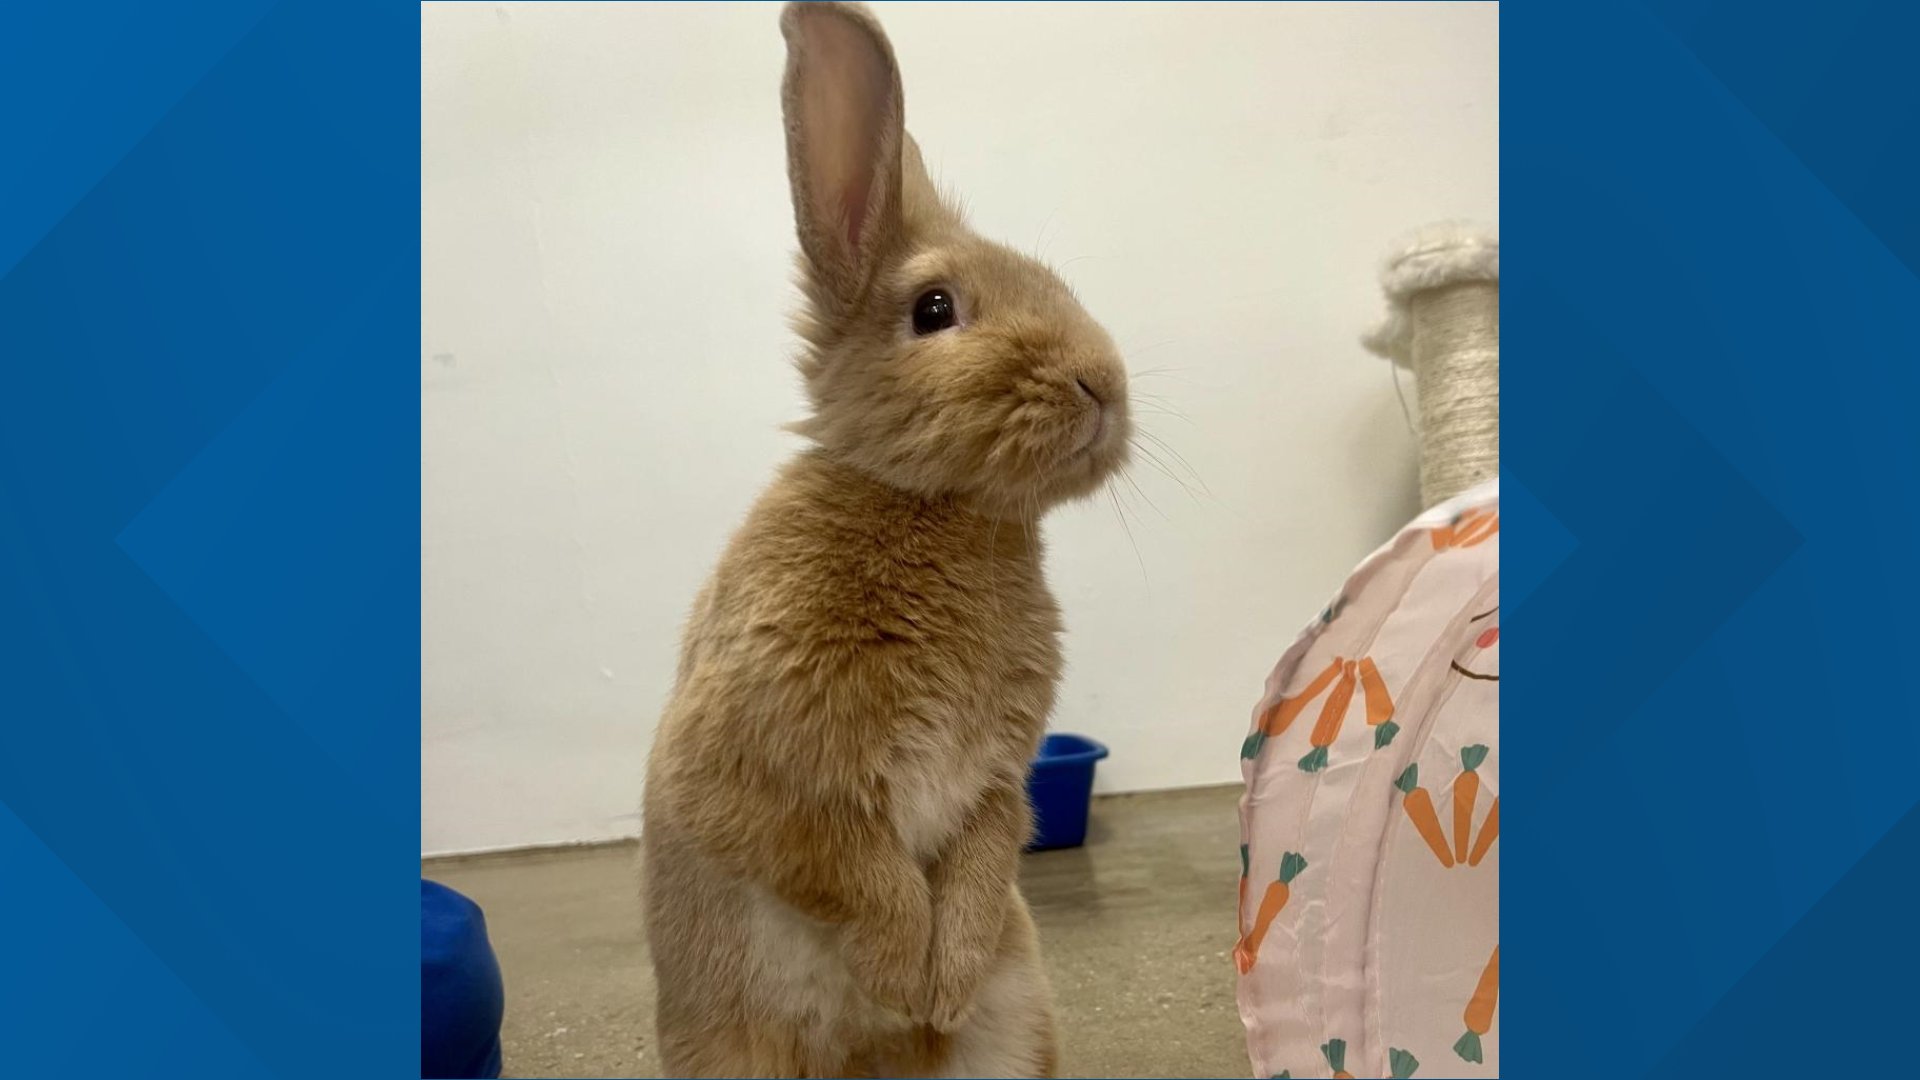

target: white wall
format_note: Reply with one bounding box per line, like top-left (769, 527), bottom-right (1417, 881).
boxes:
top-left (422, 1), bottom-right (1499, 855)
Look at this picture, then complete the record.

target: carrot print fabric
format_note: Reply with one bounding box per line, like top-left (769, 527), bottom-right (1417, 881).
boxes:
top-left (1237, 480), bottom-right (1499, 1078)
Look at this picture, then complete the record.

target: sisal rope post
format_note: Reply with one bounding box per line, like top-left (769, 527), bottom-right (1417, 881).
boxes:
top-left (1361, 224), bottom-right (1500, 508)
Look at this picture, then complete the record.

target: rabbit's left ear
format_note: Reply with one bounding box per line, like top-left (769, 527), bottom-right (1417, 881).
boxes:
top-left (779, 1), bottom-right (906, 307)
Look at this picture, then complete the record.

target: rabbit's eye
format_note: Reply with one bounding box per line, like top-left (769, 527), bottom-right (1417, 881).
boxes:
top-left (911, 289), bottom-right (957, 335)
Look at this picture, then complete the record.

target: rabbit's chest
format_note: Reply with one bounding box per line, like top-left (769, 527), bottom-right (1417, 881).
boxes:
top-left (888, 623), bottom-right (1060, 864)
top-left (889, 739), bottom-right (998, 865)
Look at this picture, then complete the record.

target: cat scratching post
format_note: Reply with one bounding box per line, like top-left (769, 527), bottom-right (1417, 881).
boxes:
top-left (1362, 224), bottom-right (1500, 508)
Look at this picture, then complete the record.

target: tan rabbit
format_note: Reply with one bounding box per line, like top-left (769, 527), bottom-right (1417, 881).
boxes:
top-left (642, 3), bottom-right (1131, 1076)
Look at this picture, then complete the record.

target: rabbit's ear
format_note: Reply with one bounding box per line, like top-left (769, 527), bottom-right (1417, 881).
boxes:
top-left (899, 132), bottom-right (952, 231)
top-left (780, 2), bottom-right (906, 307)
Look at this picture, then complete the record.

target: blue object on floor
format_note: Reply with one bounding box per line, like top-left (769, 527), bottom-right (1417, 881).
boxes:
top-left (1026, 733), bottom-right (1109, 851)
top-left (422, 880), bottom-right (504, 1080)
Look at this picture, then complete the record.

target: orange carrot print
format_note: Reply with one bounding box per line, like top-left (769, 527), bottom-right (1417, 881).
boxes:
top-left (1233, 852), bottom-right (1306, 974)
top-left (1432, 507), bottom-right (1499, 550)
top-left (1396, 764), bottom-right (1454, 867)
top-left (1242, 658), bottom-right (1345, 759)
top-left (1454, 745), bottom-right (1489, 864)
top-left (1321, 1038), bottom-right (1354, 1078)
top-left (1454, 511), bottom-right (1499, 546)
top-left (1237, 844), bottom-right (1249, 930)
top-left (1359, 656), bottom-right (1399, 748)
top-left (1389, 1048), bottom-right (1420, 1078)
top-left (1454, 945), bottom-right (1499, 1063)
top-left (1298, 661), bottom-right (1358, 772)
top-left (1469, 796), bottom-right (1499, 866)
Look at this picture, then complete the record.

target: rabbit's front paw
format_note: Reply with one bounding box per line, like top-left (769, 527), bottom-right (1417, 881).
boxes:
top-left (843, 919), bottom-right (931, 1020)
top-left (925, 938), bottom-right (995, 1031)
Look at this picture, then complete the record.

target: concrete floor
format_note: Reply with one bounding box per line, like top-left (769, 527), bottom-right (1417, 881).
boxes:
top-left (424, 785), bottom-right (1249, 1079)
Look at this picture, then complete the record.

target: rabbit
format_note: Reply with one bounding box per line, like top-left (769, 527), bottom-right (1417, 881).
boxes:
top-left (641, 3), bottom-right (1131, 1077)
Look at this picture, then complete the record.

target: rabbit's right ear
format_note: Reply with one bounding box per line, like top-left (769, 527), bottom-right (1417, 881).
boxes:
top-left (780, 1), bottom-right (906, 309)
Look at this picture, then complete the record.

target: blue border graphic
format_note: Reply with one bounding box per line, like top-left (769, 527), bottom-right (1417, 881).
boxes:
top-left (1508, 2), bottom-right (1920, 1076)
top-left (2, 2), bottom-right (419, 1076)
top-left (6, 1), bottom-right (1918, 1076)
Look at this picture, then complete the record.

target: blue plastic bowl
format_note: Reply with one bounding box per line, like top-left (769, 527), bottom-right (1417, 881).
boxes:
top-left (422, 880), bottom-right (504, 1080)
top-left (1026, 733), bottom-right (1109, 851)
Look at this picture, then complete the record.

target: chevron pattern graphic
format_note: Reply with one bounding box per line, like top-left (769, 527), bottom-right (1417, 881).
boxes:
top-left (1, 3), bottom-right (418, 1076)
top-left (1508, 2), bottom-right (1920, 1075)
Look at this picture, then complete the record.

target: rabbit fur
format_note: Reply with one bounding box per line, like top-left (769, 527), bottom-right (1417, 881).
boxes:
top-left (642, 4), bottom-right (1132, 1076)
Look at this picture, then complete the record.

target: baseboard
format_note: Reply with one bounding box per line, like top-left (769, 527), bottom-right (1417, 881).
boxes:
top-left (419, 781), bottom-right (1243, 864)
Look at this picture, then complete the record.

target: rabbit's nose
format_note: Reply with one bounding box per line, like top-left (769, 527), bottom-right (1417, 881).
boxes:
top-left (1075, 377), bottom-right (1101, 405)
